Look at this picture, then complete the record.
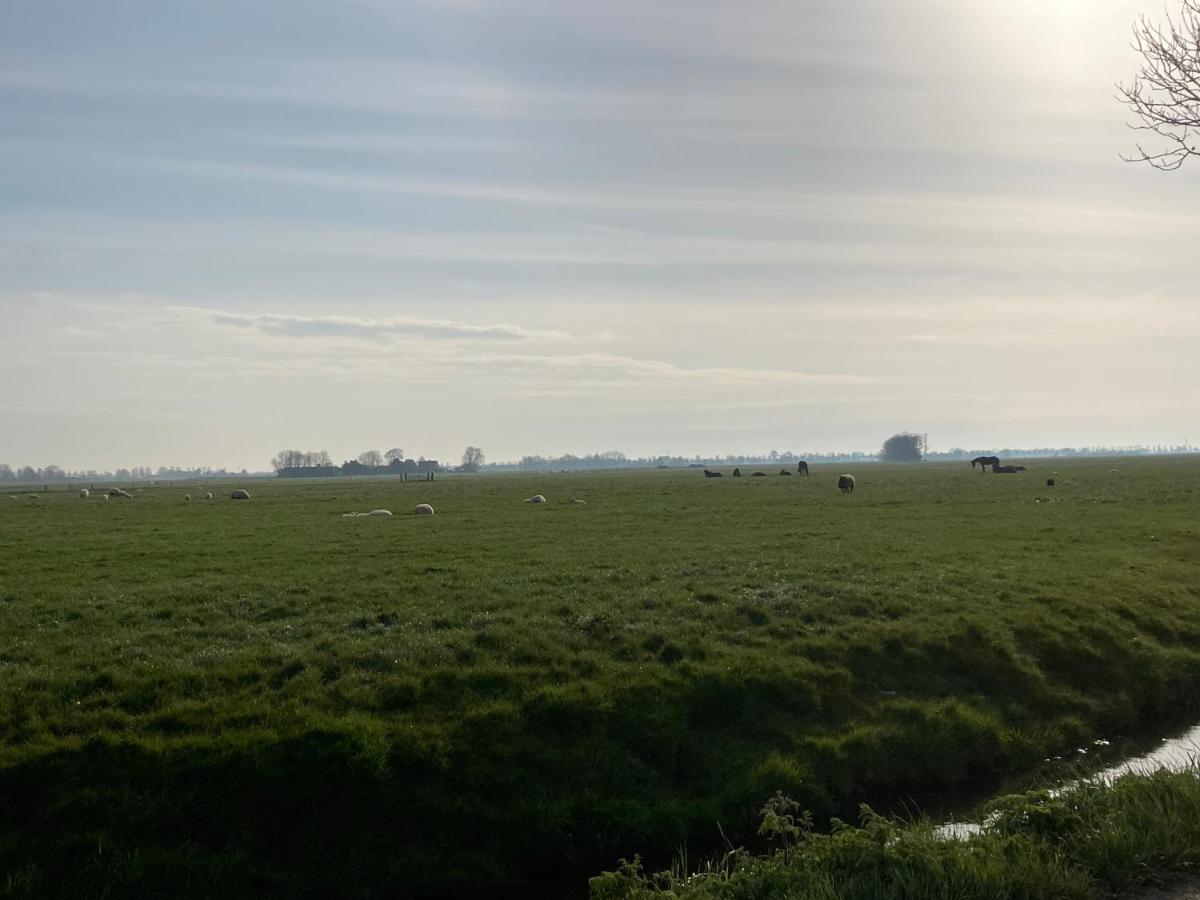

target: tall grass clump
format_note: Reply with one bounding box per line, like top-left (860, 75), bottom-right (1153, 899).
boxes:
top-left (591, 766), bottom-right (1200, 899)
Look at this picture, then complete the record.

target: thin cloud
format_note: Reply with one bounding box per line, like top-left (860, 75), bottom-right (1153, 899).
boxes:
top-left (198, 309), bottom-right (571, 343)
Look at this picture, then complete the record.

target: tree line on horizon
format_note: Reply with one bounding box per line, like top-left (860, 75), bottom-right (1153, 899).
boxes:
top-left (0, 441), bottom-right (1193, 485)
top-left (270, 448), bottom-right (443, 478)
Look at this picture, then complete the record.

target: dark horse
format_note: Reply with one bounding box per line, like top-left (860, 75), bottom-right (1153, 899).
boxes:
top-left (971, 456), bottom-right (1000, 471)
top-left (991, 464), bottom-right (1021, 474)
top-left (797, 461), bottom-right (809, 476)
top-left (703, 469), bottom-right (722, 478)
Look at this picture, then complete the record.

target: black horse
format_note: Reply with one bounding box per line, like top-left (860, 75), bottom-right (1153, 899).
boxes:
top-left (971, 456), bottom-right (1001, 471)
top-left (703, 469), bottom-right (722, 478)
top-left (797, 461), bottom-right (810, 476)
top-left (991, 464), bottom-right (1021, 474)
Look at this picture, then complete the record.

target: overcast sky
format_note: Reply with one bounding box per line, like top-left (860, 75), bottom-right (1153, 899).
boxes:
top-left (2, 0), bottom-right (1197, 470)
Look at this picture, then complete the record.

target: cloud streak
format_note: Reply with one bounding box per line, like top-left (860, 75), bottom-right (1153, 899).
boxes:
top-left (198, 309), bottom-right (571, 343)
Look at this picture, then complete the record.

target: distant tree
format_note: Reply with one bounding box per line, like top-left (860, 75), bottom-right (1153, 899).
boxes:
top-left (461, 446), bottom-right (485, 472)
top-left (271, 450), bottom-right (302, 471)
top-left (880, 433), bottom-right (923, 462)
top-left (0, 463), bottom-right (12, 481)
top-left (358, 450), bottom-right (384, 468)
top-left (385, 448), bottom-right (405, 464)
top-left (1119, 0), bottom-right (1200, 169)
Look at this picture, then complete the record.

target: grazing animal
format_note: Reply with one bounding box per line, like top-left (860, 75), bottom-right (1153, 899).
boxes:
top-left (1046, 479), bottom-right (1056, 487)
top-left (108, 488), bottom-right (132, 499)
top-left (751, 471), bottom-right (766, 477)
top-left (569, 498), bottom-right (587, 506)
top-left (102, 494), bottom-right (109, 501)
top-left (524, 494), bottom-right (547, 504)
top-left (367, 509), bottom-right (392, 516)
top-left (79, 489), bottom-right (89, 499)
top-left (703, 469), bottom-right (722, 478)
top-left (732, 467), bottom-right (742, 477)
top-left (837, 474), bottom-right (855, 493)
top-left (779, 469), bottom-right (792, 476)
top-left (205, 492), bottom-right (213, 501)
top-left (971, 456), bottom-right (1001, 471)
top-left (797, 461), bottom-right (810, 476)
top-left (414, 503), bottom-right (434, 516)
top-left (991, 464), bottom-right (1021, 474)
top-left (230, 489), bottom-right (251, 500)
top-left (184, 494), bottom-right (191, 502)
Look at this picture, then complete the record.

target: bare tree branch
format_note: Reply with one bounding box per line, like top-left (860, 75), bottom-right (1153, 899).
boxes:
top-left (1118, 0), bottom-right (1200, 170)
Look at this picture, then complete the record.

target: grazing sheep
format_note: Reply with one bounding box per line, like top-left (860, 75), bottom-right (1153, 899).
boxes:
top-left (79, 489), bottom-right (89, 499)
top-left (205, 492), bottom-right (213, 501)
top-left (837, 474), bottom-right (855, 493)
top-left (230, 489), bottom-right (251, 500)
top-left (569, 498), bottom-right (587, 506)
top-left (414, 503), bottom-right (434, 516)
top-left (524, 494), bottom-right (547, 504)
top-left (703, 469), bottom-right (722, 478)
top-left (779, 469), bottom-right (792, 476)
top-left (732, 467), bottom-right (742, 477)
top-left (1046, 478), bottom-right (1056, 487)
top-left (108, 488), bottom-right (132, 499)
top-left (184, 494), bottom-right (191, 502)
top-left (102, 493), bottom-right (109, 501)
top-left (797, 461), bottom-right (809, 476)
top-left (367, 509), bottom-right (392, 516)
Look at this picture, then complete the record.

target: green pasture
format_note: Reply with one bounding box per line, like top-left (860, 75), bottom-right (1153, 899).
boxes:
top-left (1, 459), bottom-right (1198, 895)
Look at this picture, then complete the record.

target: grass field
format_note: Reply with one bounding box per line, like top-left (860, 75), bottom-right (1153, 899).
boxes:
top-left (2, 459), bottom-right (1199, 896)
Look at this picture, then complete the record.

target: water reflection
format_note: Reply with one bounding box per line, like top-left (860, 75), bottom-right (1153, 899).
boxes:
top-left (937, 725), bottom-right (1200, 839)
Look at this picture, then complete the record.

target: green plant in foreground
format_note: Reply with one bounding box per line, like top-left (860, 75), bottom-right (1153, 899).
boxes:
top-left (757, 792), bottom-right (813, 861)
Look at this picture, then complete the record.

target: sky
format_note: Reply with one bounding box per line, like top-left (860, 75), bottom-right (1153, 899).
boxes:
top-left (2, 0), bottom-right (1197, 470)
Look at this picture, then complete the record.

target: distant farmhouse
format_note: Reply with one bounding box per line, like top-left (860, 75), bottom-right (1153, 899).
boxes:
top-left (276, 458), bottom-right (440, 479)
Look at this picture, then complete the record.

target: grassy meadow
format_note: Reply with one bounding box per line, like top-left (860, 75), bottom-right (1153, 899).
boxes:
top-left (1, 458), bottom-right (1199, 896)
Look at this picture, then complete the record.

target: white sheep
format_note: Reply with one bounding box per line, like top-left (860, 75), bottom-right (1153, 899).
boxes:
top-left (414, 503), bottom-right (435, 516)
top-left (524, 494), bottom-right (547, 504)
top-left (184, 494), bottom-right (191, 502)
top-left (79, 489), bottom-right (90, 499)
top-left (837, 474), bottom-right (856, 494)
top-left (205, 492), bottom-right (213, 501)
top-left (230, 489), bottom-right (251, 500)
